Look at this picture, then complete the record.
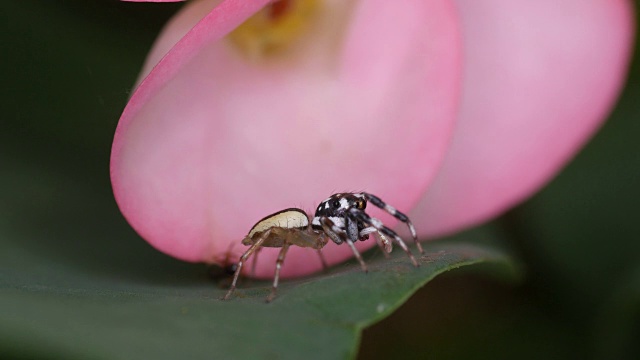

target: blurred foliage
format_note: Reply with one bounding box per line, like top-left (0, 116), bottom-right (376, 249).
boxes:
top-left (1, 0), bottom-right (639, 359)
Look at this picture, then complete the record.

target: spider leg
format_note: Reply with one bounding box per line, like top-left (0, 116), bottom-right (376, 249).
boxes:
top-left (320, 216), bottom-right (368, 273)
top-left (317, 249), bottom-right (329, 271)
top-left (373, 232), bottom-right (391, 259)
top-left (361, 226), bottom-right (392, 257)
top-left (348, 207), bottom-right (419, 267)
top-left (305, 223), bottom-right (329, 271)
top-left (222, 229), bottom-right (270, 300)
top-left (360, 192), bottom-right (423, 254)
top-left (266, 243), bottom-right (291, 303)
top-left (251, 247), bottom-right (262, 278)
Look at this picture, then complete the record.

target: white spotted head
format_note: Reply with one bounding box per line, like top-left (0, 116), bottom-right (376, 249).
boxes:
top-left (314, 193), bottom-right (366, 216)
top-left (311, 193), bottom-right (367, 230)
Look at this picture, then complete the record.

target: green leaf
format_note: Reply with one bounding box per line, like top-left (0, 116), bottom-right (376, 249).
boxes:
top-left (0, 137), bottom-right (518, 360)
top-left (0, 257), bottom-right (516, 360)
top-left (1, 193), bottom-right (517, 360)
top-left (0, 155), bottom-right (518, 358)
top-left (0, 1), bottom-right (519, 359)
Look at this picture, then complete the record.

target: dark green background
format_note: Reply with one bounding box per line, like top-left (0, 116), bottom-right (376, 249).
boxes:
top-left (2, 1), bottom-right (638, 359)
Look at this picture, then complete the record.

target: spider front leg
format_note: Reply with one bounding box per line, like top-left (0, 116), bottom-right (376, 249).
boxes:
top-left (359, 192), bottom-right (423, 254)
top-left (360, 226), bottom-right (392, 258)
top-left (319, 217), bottom-right (368, 273)
top-left (348, 207), bottom-right (419, 267)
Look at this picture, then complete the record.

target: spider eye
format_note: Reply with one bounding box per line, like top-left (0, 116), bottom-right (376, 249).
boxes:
top-left (357, 201), bottom-right (364, 209)
top-left (332, 200), bottom-right (341, 208)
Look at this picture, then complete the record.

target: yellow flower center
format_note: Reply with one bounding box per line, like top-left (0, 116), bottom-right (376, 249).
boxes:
top-left (227, 0), bottom-right (320, 60)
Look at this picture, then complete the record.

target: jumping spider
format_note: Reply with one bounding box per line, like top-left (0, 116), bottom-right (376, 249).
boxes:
top-left (222, 192), bottom-right (423, 302)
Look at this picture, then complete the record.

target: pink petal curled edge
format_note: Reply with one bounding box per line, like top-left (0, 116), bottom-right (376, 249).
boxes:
top-left (111, 0), bottom-right (461, 277)
top-left (412, 0), bottom-right (635, 238)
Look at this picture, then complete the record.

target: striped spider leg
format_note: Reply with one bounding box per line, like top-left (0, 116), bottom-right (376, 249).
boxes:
top-left (357, 192), bottom-right (423, 254)
top-left (312, 192), bottom-right (421, 271)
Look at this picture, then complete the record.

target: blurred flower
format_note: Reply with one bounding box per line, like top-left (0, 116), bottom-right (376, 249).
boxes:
top-left (112, 0), bottom-right (634, 277)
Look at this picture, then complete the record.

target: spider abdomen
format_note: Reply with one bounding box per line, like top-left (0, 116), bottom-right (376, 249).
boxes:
top-left (242, 208), bottom-right (326, 249)
top-left (246, 208), bottom-right (309, 237)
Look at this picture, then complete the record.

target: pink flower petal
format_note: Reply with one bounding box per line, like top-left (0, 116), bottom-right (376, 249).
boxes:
top-left (412, 0), bottom-right (635, 237)
top-left (111, 0), bottom-right (461, 277)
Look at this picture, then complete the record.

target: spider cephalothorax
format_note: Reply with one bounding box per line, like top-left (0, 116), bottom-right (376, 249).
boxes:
top-left (222, 192), bottom-right (423, 302)
top-left (312, 192), bottom-right (423, 272)
top-left (312, 193), bottom-right (369, 241)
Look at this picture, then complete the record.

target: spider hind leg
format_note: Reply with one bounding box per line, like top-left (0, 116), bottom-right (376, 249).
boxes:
top-left (222, 229), bottom-right (270, 300)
